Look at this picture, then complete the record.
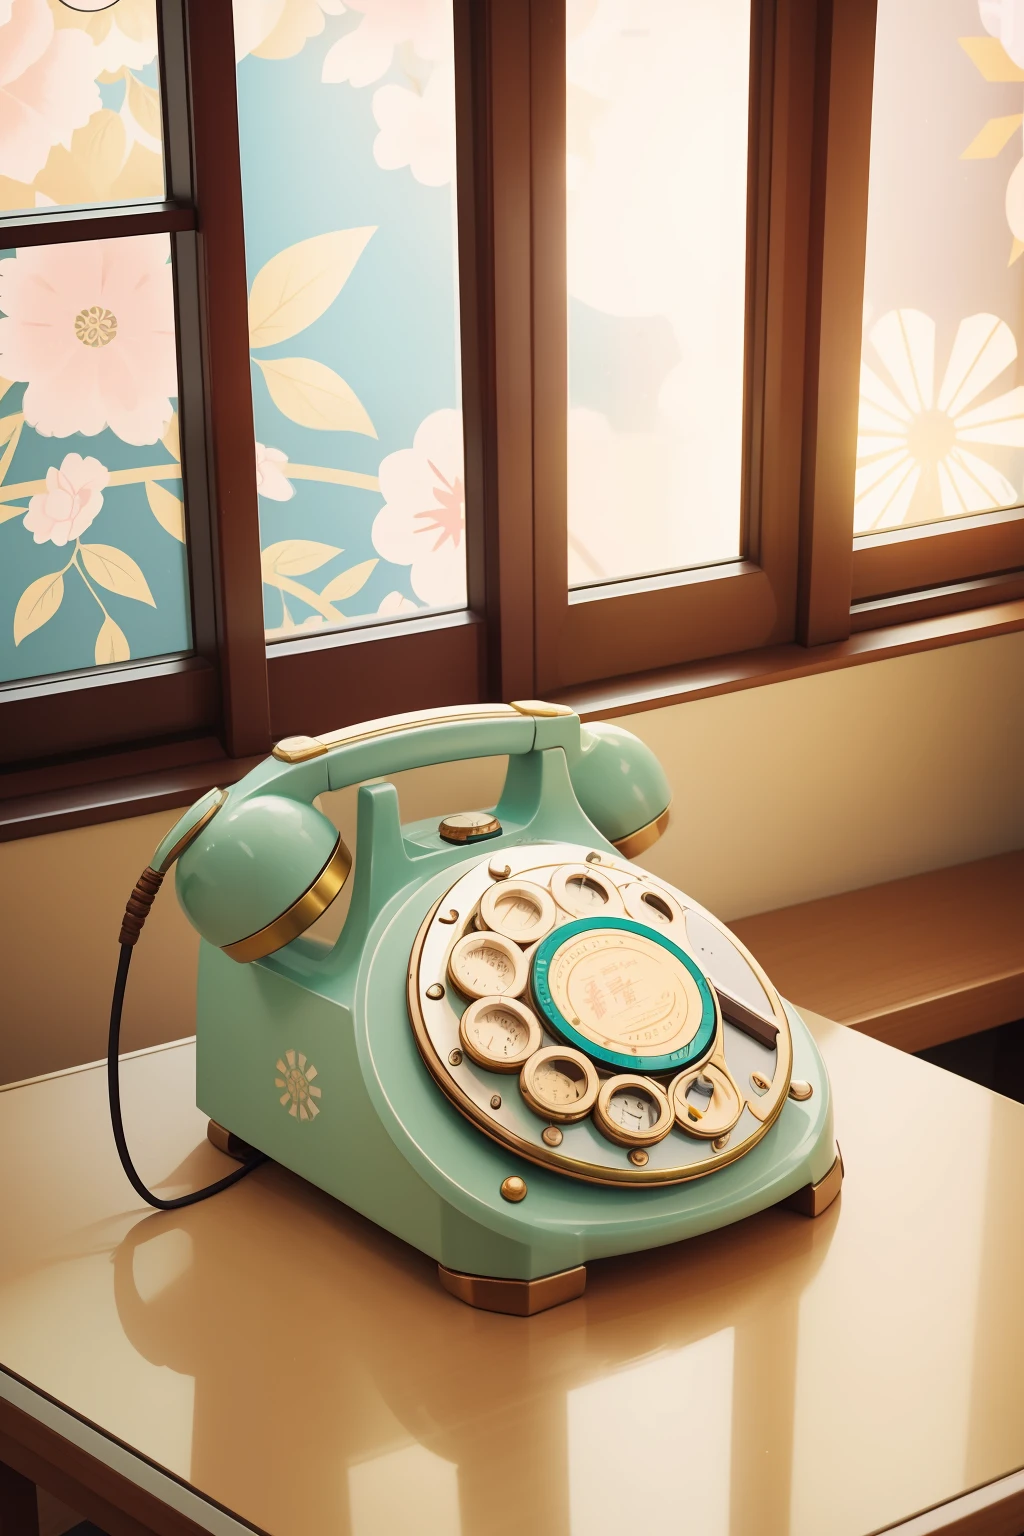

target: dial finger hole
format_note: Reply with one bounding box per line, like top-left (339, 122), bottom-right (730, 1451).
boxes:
top-left (594, 1075), bottom-right (674, 1147)
top-left (551, 864), bottom-right (625, 918)
top-left (670, 1062), bottom-right (744, 1140)
top-left (459, 997), bottom-right (542, 1072)
top-left (622, 881), bottom-right (685, 929)
top-left (480, 879), bottom-right (557, 946)
top-left (447, 931), bottom-right (529, 1000)
top-left (520, 1046), bottom-right (599, 1123)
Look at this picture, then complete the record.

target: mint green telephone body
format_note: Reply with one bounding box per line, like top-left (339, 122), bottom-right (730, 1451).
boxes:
top-left (154, 703), bottom-right (840, 1313)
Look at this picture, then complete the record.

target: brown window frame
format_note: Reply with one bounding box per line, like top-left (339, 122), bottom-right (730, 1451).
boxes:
top-left (1, 0), bottom-right (1022, 834)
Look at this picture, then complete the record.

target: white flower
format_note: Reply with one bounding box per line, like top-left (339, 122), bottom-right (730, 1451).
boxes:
top-left (371, 407), bottom-right (465, 606)
top-left (321, 0), bottom-right (452, 87)
top-left (856, 309), bottom-right (1024, 530)
top-left (255, 441), bottom-right (295, 500)
top-left (24, 451), bottom-right (108, 545)
top-left (980, 0), bottom-right (1024, 67)
top-left (0, 0), bottom-right (100, 184)
top-left (233, 0), bottom-right (344, 63)
top-left (372, 61), bottom-right (454, 185)
top-left (53, 0), bottom-right (159, 73)
top-left (377, 588), bottom-right (417, 615)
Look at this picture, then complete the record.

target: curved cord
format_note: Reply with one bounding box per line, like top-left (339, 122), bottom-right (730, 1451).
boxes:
top-left (108, 872), bottom-right (267, 1211)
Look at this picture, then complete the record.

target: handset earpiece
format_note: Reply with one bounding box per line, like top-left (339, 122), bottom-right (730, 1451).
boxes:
top-left (173, 794), bottom-right (350, 963)
top-left (570, 721), bottom-right (672, 857)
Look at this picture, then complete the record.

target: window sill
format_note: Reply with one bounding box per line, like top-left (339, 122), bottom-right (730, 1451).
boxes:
top-left (552, 596), bottom-right (1024, 720)
top-left (2, 597), bottom-right (1022, 843)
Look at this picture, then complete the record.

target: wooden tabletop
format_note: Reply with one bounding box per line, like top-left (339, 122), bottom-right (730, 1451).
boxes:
top-left (2, 1013), bottom-right (1024, 1536)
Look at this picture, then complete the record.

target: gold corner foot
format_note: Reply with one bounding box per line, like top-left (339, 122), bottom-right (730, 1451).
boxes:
top-left (438, 1263), bottom-right (586, 1315)
top-left (783, 1146), bottom-right (844, 1218)
top-left (207, 1119), bottom-right (257, 1163)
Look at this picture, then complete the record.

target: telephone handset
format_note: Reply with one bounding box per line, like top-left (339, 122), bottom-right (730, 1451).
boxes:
top-left (111, 701), bottom-right (840, 1313)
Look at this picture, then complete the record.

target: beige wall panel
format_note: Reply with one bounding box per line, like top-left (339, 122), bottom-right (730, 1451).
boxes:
top-left (629, 629), bottom-right (1024, 919)
top-left (2, 631), bottom-right (1022, 1082)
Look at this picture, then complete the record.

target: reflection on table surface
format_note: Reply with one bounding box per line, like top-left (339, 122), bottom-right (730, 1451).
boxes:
top-left (1, 1014), bottom-right (1023, 1536)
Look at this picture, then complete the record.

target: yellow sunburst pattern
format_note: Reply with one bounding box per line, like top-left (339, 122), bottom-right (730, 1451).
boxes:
top-left (959, 33), bottom-right (1024, 263)
top-left (856, 308), bottom-right (1024, 530)
top-left (275, 1049), bottom-right (322, 1122)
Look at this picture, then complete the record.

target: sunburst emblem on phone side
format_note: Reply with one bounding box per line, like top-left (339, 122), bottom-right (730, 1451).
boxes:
top-left (275, 1049), bottom-right (322, 1121)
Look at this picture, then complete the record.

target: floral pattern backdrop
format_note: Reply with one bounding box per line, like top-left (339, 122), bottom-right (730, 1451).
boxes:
top-left (235, 0), bottom-right (465, 640)
top-left (856, 0), bottom-right (1024, 532)
top-left (0, 0), bottom-right (186, 686)
top-left (0, 0), bottom-right (463, 686)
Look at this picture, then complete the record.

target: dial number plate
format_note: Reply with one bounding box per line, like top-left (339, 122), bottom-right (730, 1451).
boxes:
top-left (532, 917), bottom-right (717, 1074)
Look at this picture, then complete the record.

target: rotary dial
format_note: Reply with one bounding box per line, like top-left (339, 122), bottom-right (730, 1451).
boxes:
top-left (413, 844), bottom-right (795, 1186)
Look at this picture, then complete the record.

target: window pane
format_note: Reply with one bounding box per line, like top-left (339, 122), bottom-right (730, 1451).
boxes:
top-left (857, 0), bottom-right (1024, 535)
top-left (0, 0), bottom-right (164, 215)
top-left (234, 0), bottom-right (465, 640)
top-left (0, 234), bottom-right (190, 685)
top-left (566, 0), bottom-right (751, 589)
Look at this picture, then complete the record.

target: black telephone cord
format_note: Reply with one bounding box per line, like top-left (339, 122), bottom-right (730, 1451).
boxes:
top-left (108, 872), bottom-right (267, 1211)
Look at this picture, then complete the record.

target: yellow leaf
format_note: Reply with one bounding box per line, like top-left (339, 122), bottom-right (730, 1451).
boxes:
top-left (247, 229), bottom-right (375, 348)
top-left (320, 558), bottom-right (378, 602)
top-left (13, 571), bottom-right (63, 645)
top-left (0, 415), bottom-right (24, 486)
top-left (0, 412), bottom-right (21, 447)
top-left (261, 540), bottom-right (342, 578)
top-left (162, 411), bottom-right (180, 461)
top-left (959, 36), bottom-right (1024, 81)
top-left (146, 480), bottom-right (185, 542)
top-left (255, 356), bottom-right (376, 436)
top-left (961, 112), bottom-right (1023, 158)
top-left (80, 543), bottom-right (156, 606)
top-left (124, 72), bottom-right (162, 141)
top-left (95, 614), bottom-right (130, 665)
top-left (34, 110), bottom-right (128, 205)
top-left (0, 380), bottom-right (14, 408)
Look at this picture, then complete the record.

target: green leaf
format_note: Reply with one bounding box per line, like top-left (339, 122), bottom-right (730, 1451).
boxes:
top-left (95, 614), bottom-right (130, 665)
top-left (320, 558), bottom-right (377, 602)
top-left (255, 356), bottom-right (376, 436)
top-left (80, 544), bottom-right (156, 606)
top-left (14, 571), bottom-right (63, 644)
top-left (248, 228), bottom-right (375, 348)
top-left (261, 540), bottom-right (341, 578)
top-left (146, 480), bottom-right (185, 542)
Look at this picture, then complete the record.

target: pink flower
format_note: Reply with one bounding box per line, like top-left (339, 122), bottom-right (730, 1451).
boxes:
top-left (24, 451), bottom-right (108, 545)
top-left (0, 0), bottom-right (100, 184)
top-left (0, 234), bottom-right (177, 445)
top-left (372, 408), bottom-right (466, 606)
top-left (377, 589), bottom-right (417, 615)
top-left (255, 440), bottom-right (295, 500)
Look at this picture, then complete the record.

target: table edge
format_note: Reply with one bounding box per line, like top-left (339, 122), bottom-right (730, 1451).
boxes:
top-left (0, 1368), bottom-right (262, 1536)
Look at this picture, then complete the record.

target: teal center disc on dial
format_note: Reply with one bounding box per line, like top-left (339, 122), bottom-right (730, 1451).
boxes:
top-left (530, 916), bottom-right (717, 1074)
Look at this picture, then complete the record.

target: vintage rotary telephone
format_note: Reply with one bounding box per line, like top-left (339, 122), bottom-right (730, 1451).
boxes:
top-left (110, 701), bottom-right (841, 1314)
